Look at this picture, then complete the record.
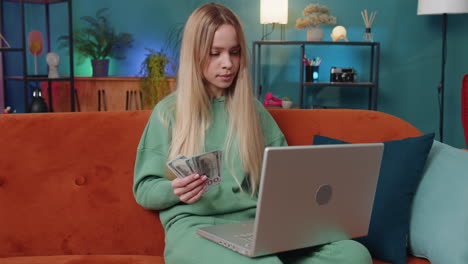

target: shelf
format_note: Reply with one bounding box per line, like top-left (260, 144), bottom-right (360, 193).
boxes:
top-left (312, 105), bottom-right (344, 109)
top-left (74, 76), bottom-right (143, 81)
top-left (266, 105), bottom-right (301, 109)
top-left (303, 82), bottom-right (375, 87)
top-left (5, 0), bottom-right (67, 4)
top-left (0, 47), bottom-right (24, 52)
top-left (1, 0), bottom-right (74, 112)
top-left (253, 41), bottom-right (379, 47)
top-left (4, 76), bottom-right (172, 82)
top-left (5, 75), bottom-right (72, 81)
top-left (252, 41), bottom-right (380, 110)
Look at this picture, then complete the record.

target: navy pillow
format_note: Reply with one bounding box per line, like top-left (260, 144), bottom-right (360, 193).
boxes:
top-left (313, 133), bottom-right (434, 264)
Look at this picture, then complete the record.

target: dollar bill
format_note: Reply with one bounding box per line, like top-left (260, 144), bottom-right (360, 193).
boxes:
top-left (166, 155), bottom-right (193, 178)
top-left (166, 150), bottom-right (223, 192)
top-left (186, 158), bottom-right (197, 174)
top-left (192, 150), bottom-right (223, 192)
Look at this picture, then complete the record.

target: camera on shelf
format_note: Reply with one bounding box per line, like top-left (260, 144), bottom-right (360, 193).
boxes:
top-left (330, 67), bottom-right (355, 82)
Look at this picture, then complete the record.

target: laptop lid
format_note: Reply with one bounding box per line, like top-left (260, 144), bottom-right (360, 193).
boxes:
top-left (250, 143), bottom-right (383, 256)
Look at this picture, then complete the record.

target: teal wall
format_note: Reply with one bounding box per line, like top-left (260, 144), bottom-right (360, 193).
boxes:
top-left (7, 0), bottom-right (468, 148)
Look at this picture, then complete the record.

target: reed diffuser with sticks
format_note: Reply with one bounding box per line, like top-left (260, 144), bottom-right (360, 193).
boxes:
top-left (361, 9), bottom-right (377, 42)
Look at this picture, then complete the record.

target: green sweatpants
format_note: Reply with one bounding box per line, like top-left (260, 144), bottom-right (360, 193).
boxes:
top-left (163, 212), bottom-right (372, 264)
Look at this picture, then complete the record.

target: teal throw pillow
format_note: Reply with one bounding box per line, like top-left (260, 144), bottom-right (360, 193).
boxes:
top-left (313, 133), bottom-right (435, 264)
top-left (409, 140), bottom-right (468, 264)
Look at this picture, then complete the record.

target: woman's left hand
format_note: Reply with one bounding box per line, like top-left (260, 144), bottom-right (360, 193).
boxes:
top-left (171, 174), bottom-right (208, 204)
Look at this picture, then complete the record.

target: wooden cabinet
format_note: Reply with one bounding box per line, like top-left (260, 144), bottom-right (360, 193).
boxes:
top-left (41, 76), bottom-right (175, 112)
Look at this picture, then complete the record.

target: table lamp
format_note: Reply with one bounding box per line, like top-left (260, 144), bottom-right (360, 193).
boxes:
top-left (260, 0), bottom-right (288, 40)
top-left (417, 0), bottom-right (468, 142)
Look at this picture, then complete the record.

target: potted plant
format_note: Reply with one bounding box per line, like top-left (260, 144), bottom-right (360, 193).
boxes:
top-left (57, 8), bottom-right (134, 77)
top-left (138, 25), bottom-right (182, 109)
top-left (295, 4), bottom-right (336, 41)
top-left (139, 48), bottom-right (174, 109)
top-left (281, 97), bottom-right (293, 109)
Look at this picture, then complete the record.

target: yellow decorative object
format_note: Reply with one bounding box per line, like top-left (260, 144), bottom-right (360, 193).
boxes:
top-left (330, 25), bottom-right (348, 42)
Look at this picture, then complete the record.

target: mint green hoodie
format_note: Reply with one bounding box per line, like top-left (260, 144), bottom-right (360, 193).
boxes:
top-left (133, 94), bottom-right (287, 230)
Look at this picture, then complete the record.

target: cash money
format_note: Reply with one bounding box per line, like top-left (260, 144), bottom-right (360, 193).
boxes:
top-left (166, 150), bottom-right (223, 192)
top-left (166, 155), bottom-right (193, 178)
top-left (192, 150), bottom-right (223, 192)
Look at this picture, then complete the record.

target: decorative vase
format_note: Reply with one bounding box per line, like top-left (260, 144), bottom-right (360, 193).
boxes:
top-left (91, 59), bottom-right (109, 77)
top-left (29, 87), bottom-right (48, 113)
top-left (307, 26), bottom-right (323, 41)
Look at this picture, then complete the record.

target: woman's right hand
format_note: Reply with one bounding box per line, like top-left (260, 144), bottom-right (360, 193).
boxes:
top-left (171, 174), bottom-right (208, 204)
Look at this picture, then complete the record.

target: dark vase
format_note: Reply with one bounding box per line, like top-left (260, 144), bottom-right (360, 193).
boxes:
top-left (29, 87), bottom-right (48, 113)
top-left (91, 59), bottom-right (109, 77)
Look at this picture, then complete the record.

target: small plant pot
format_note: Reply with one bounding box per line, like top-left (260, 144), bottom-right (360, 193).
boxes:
top-left (282, 100), bottom-right (293, 109)
top-left (92, 59), bottom-right (109, 77)
top-left (307, 27), bottom-right (323, 41)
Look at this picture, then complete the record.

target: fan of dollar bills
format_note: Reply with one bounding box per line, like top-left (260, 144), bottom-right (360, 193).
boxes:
top-left (166, 150), bottom-right (223, 192)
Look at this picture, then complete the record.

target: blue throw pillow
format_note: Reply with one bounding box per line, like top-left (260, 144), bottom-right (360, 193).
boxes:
top-left (409, 141), bottom-right (468, 264)
top-left (313, 133), bottom-right (435, 264)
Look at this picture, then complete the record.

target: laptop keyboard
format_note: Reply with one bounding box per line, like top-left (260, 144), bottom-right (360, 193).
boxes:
top-left (235, 232), bottom-right (253, 247)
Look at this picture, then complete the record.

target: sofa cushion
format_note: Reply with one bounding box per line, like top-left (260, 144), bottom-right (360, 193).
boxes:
top-left (409, 140), bottom-right (468, 264)
top-left (313, 133), bottom-right (434, 264)
top-left (0, 255), bottom-right (164, 264)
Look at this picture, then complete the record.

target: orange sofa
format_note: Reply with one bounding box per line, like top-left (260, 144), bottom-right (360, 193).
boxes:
top-left (0, 109), bottom-right (430, 264)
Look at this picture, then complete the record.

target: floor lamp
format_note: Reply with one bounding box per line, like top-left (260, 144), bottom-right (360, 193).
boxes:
top-left (417, 0), bottom-right (468, 142)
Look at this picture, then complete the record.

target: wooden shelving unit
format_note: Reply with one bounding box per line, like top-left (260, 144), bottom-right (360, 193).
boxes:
top-left (252, 41), bottom-right (380, 110)
top-left (0, 0), bottom-right (74, 112)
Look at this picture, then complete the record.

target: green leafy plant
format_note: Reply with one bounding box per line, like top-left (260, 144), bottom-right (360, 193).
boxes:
top-left (138, 25), bottom-right (183, 108)
top-left (57, 8), bottom-right (134, 63)
top-left (282, 97), bottom-right (292, 101)
top-left (139, 48), bottom-right (173, 108)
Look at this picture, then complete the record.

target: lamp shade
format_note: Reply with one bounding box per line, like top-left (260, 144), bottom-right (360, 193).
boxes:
top-left (418, 0), bottom-right (468, 15)
top-left (260, 0), bottom-right (288, 24)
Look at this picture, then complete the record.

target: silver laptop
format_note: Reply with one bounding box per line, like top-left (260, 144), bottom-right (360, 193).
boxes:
top-left (197, 143), bottom-right (384, 257)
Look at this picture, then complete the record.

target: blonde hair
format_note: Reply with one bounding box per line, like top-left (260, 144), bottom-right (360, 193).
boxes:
top-left (166, 3), bottom-right (264, 194)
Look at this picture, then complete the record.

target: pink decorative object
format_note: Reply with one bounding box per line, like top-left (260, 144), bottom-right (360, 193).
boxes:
top-left (28, 30), bottom-right (44, 56)
top-left (263, 92), bottom-right (283, 107)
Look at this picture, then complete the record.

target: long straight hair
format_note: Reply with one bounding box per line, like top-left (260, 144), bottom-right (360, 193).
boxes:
top-left (165, 3), bottom-right (264, 194)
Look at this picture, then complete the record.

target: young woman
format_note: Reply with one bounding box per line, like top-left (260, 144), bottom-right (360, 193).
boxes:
top-left (133, 3), bottom-right (372, 264)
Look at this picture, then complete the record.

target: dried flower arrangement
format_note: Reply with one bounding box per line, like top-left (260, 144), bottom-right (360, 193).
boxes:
top-left (295, 4), bottom-right (337, 29)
